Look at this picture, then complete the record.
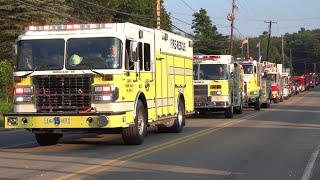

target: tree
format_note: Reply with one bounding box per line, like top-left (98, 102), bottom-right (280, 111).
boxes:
top-left (68, 0), bottom-right (172, 31)
top-left (0, 0), bottom-right (72, 61)
top-left (285, 28), bottom-right (320, 75)
top-left (0, 0), bottom-right (173, 61)
top-left (191, 8), bottom-right (228, 54)
top-left (0, 60), bottom-right (14, 102)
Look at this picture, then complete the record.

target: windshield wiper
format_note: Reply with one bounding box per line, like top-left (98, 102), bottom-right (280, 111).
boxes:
top-left (19, 64), bottom-right (58, 78)
top-left (80, 63), bottom-right (105, 77)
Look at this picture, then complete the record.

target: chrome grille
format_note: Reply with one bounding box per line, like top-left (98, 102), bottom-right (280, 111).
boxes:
top-left (194, 85), bottom-right (208, 96)
top-left (34, 75), bottom-right (92, 112)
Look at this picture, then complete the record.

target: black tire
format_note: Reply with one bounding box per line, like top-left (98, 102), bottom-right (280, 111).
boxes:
top-left (274, 97), bottom-right (280, 103)
top-left (225, 106), bottom-right (234, 118)
top-left (35, 133), bottom-right (62, 146)
top-left (122, 100), bottom-right (147, 145)
top-left (279, 96), bottom-right (283, 102)
top-left (235, 103), bottom-right (243, 114)
top-left (266, 98), bottom-right (271, 108)
top-left (254, 98), bottom-right (261, 110)
top-left (169, 100), bottom-right (185, 133)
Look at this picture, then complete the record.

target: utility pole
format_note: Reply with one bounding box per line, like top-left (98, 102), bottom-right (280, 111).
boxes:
top-left (156, 0), bottom-right (161, 29)
top-left (258, 39), bottom-right (261, 59)
top-left (281, 35), bottom-right (285, 66)
top-left (289, 48), bottom-right (292, 75)
top-left (264, 21), bottom-right (277, 62)
top-left (228, 0), bottom-right (238, 56)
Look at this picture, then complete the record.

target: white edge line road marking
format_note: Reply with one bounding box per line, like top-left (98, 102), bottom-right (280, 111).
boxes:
top-left (301, 144), bottom-right (320, 180)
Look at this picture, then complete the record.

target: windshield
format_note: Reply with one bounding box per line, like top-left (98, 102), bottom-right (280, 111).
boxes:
top-left (17, 39), bottom-right (64, 71)
top-left (66, 37), bottom-right (122, 70)
top-left (193, 64), bottom-right (227, 80)
top-left (267, 74), bottom-right (276, 81)
top-left (293, 80), bottom-right (301, 85)
top-left (242, 64), bottom-right (253, 74)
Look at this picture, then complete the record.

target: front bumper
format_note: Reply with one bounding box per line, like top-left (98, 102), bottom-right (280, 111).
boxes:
top-left (194, 101), bottom-right (229, 109)
top-left (244, 96), bottom-right (259, 106)
top-left (3, 111), bottom-right (131, 129)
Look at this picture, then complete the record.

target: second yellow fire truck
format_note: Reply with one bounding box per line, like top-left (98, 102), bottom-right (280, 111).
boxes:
top-left (193, 55), bottom-right (244, 118)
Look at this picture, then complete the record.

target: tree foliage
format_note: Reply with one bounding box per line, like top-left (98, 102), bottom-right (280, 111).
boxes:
top-left (0, 0), bottom-right (172, 61)
top-left (191, 8), bottom-right (228, 54)
top-left (0, 60), bottom-right (14, 102)
top-left (0, 0), bottom-right (71, 60)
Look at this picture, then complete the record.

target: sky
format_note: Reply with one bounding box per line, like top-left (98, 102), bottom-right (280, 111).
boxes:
top-left (164, 0), bottom-right (320, 39)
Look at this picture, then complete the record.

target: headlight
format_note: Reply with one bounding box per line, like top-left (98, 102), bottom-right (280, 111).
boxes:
top-left (14, 96), bottom-right (33, 103)
top-left (250, 91), bottom-right (258, 95)
top-left (13, 86), bottom-right (34, 104)
top-left (211, 91), bottom-right (222, 95)
top-left (93, 84), bottom-right (119, 102)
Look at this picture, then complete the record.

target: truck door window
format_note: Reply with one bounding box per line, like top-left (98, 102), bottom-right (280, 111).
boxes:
top-left (144, 43), bottom-right (151, 71)
top-left (125, 40), bottom-right (134, 70)
top-left (139, 42), bottom-right (143, 70)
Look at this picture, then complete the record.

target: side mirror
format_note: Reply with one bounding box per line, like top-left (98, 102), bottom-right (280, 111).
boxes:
top-left (130, 41), bottom-right (139, 62)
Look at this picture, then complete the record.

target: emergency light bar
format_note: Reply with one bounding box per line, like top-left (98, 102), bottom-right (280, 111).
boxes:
top-left (26, 23), bottom-right (113, 31)
top-left (193, 55), bottom-right (221, 59)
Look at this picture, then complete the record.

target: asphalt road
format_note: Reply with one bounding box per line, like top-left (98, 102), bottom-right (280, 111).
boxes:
top-left (0, 87), bottom-right (320, 180)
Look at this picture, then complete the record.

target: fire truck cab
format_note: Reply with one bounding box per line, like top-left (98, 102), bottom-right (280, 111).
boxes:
top-left (282, 72), bottom-right (291, 100)
top-left (236, 58), bottom-right (262, 110)
top-left (193, 55), bottom-right (244, 118)
top-left (308, 72), bottom-right (316, 88)
top-left (264, 63), bottom-right (284, 103)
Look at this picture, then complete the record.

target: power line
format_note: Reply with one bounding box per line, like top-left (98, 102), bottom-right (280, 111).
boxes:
top-left (171, 24), bottom-right (229, 44)
top-left (234, 27), bottom-right (246, 38)
top-left (70, 0), bottom-right (156, 20)
top-left (63, 3), bottom-right (127, 23)
top-left (180, 0), bottom-right (196, 13)
top-left (170, 16), bottom-right (193, 26)
top-left (16, 0), bottom-right (89, 23)
top-left (169, 11), bottom-right (229, 21)
top-left (199, 48), bottom-right (230, 52)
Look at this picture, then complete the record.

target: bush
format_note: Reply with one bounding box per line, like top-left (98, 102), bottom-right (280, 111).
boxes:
top-left (0, 101), bottom-right (13, 128)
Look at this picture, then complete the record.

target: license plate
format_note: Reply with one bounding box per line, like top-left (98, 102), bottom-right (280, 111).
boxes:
top-left (44, 117), bottom-right (70, 125)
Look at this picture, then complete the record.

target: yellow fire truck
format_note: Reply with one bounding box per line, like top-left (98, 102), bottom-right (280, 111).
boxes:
top-left (193, 55), bottom-right (244, 118)
top-left (4, 23), bottom-right (194, 145)
top-left (236, 58), bottom-right (262, 110)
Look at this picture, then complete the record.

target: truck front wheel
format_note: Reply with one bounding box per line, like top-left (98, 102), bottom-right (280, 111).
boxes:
top-left (225, 106), bottom-right (234, 118)
top-left (235, 103), bottom-right (243, 114)
top-left (35, 133), bottom-right (62, 146)
top-left (254, 98), bottom-right (261, 110)
top-left (122, 100), bottom-right (147, 145)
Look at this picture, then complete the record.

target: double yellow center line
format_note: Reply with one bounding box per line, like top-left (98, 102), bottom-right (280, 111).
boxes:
top-left (58, 91), bottom-right (311, 179)
top-left (57, 111), bottom-right (265, 179)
